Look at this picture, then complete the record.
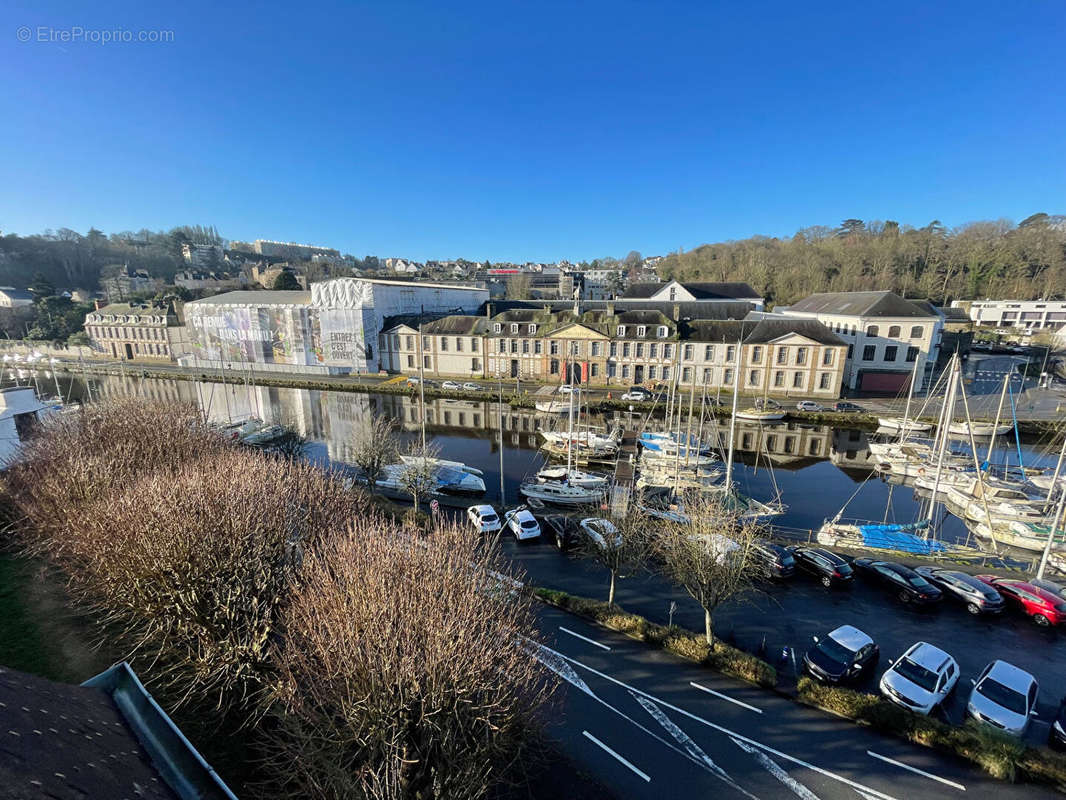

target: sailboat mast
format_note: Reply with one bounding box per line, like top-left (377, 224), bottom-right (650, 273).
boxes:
top-left (1037, 435), bottom-right (1066, 580)
top-left (984, 372), bottom-right (1009, 467)
top-left (898, 357), bottom-right (919, 442)
top-left (566, 382), bottom-right (575, 473)
top-left (498, 376), bottom-right (505, 504)
top-left (417, 319), bottom-right (426, 452)
top-left (926, 355), bottom-right (958, 525)
top-left (1045, 434), bottom-right (1066, 509)
top-left (724, 340), bottom-right (742, 492)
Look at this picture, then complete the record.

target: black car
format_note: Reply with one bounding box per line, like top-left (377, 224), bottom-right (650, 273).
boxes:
top-left (753, 539), bottom-right (795, 578)
top-left (915, 567), bottom-right (1005, 615)
top-left (1032, 578), bottom-right (1066, 602)
top-left (1050, 697), bottom-right (1066, 750)
top-left (853, 559), bottom-right (943, 605)
top-left (803, 625), bottom-right (880, 684)
top-left (540, 514), bottom-right (579, 550)
top-left (788, 546), bottom-right (854, 587)
top-left (833, 402), bottom-right (865, 413)
top-left (627, 386), bottom-right (652, 399)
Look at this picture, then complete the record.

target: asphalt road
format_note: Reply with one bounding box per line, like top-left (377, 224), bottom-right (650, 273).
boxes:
top-left (535, 604), bottom-right (1047, 800)
top-left (504, 536), bottom-right (1066, 746)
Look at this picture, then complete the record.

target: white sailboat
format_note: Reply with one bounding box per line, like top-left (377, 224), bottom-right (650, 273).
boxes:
top-left (535, 465), bottom-right (610, 489)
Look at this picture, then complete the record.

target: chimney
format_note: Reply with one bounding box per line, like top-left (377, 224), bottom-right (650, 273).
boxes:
top-left (673, 303), bottom-right (681, 321)
top-left (94, 299), bottom-right (104, 311)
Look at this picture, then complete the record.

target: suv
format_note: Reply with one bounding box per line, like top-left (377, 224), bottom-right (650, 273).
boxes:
top-left (752, 539), bottom-right (795, 578)
top-left (879, 642), bottom-right (959, 715)
top-left (803, 625), bottom-right (879, 684)
top-left (833, 401), bottom-right (865, 413)
top-left (967, 660), bottom-right (1039, 736)
top-left (975, 576), bottom-right (1066, 626)
top-left (621, 386), bottom-right (652, 402)
top-left (788, 546), bottom-right (853, 588)
top-left (795, 400), bottom-right (823, 412)
top-left (540, 514), bottom-right (579, 550)
top-left (466, 504), bottom-right (502, 533)
top-left (915, 567), bottom-right (1004, 615)
top-left (853, 559), bottom-right (943, 606)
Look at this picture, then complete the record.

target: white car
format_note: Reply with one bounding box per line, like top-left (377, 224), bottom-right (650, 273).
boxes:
top-left (503, 507), bottom-right (541, 541)
top-left (441, 381), bottom-right (462, 391)
top-left (620, 391), bottom-right (649, 402)
top-left (578, 517), bottom-right (621, 548)
top-left (879, 641), bottom-right (959, 714)
top-left (967, 660), bottom-right (1039, 736)
top-left (796, 401), bottom-right (823, 412)
top-left (557, 384), bottom-right (575, 394)
top-left (462, 382), bottom-right (481, 392)
top-left (466, 504), bottom-right (502, 533)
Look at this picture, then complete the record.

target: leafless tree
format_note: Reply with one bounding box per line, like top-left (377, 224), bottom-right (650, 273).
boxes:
top-left (651, 494), bottom-right (769, 646)
top-left (396, 438), bottom-right (441, 509)
top-left (576, 508), bottom-right (648, 605)
top-left (348, 413), bottom-right (399, 494)
top-left (504, 272), bottom-right (531, 300)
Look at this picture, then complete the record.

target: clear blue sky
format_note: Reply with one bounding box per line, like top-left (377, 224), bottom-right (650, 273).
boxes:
top-left (2, 0), bottom-right (1064, 262)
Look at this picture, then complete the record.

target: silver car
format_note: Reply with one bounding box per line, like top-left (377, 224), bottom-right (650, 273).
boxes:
top-left (967, 660), bottom-right (1039, 736)
top-left (879, 641), bottom-right (959, 715)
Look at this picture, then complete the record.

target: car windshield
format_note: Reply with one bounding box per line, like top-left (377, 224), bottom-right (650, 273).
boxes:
top-left (835, 562), bottom-right (852, 576)
top-left (819, 636), bottom-right (857, 664)
top-left (780, 552), bottom-right (795, 567)
top-left (482, 514), bottom-right (498, 523)
top-left (977, 678), bottom-right (1027, 715)
top-left (521, 519), bottom-right (537, 528)
top-left (893, 657), bottom-right (939, 692)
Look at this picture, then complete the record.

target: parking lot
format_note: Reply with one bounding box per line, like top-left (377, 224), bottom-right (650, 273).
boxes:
top-left (499, 531), bottom-right (1066, 744)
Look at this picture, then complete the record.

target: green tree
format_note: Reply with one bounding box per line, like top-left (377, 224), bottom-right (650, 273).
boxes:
top-left (28, 273), bottom-right (56, 300)
top-left (272, 270), bottom-right (302, 290)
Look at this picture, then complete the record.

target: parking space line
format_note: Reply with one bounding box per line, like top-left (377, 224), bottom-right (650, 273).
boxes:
top-left (866, 750), bottom-right (965, 791)
top-left (582, 731), bottom-right (651, 782)
top-left (690, 681), bottom-right (763, 714)
top-left (560, 626), bottom-right (611, 651)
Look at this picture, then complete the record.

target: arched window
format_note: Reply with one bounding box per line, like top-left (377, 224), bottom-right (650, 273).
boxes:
top-left (910, 325), bottom-right (923, 338)
top-left (866, 325), bottom-right (879, 336)
top-left (888, 325), bottom-right (901, 337)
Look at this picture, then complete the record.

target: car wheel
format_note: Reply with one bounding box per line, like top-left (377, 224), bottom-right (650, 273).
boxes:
top-left (966, 603), bottom-right (981, 615)
top-left (1034, 614), bottom-right (1051, 627)
top-left (820, 575), bottom-right (832, 588)
top-left (898, 590), bottom-right (910, 603)
top-left (555, 534), bottom-right (565, 551)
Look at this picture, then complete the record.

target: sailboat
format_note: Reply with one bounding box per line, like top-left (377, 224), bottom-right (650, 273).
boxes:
top-left (535, 465), bottom-right (610, 489)
top-left (877, 358), bottom-right (932, 434)
top-left (947, 421), bottom-right (1012, 437)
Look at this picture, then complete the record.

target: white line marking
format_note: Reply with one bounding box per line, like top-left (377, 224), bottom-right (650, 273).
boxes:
top-left (535, 642), bottom-right (900, 800)
top-left (732, 737), bottom-right (823, 800)
top-left (560, 626), bottom-right (611, 651)
top-left (582, 731), bottom-right (651, 782)
top-left (690, 681), bottom-right (763, 713)
top-left (526, 641), bottom-right (594, 697)
top-left (866, 751), bottom-right (965, 791)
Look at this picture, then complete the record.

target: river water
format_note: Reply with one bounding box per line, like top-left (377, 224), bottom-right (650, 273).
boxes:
top-left (10, 369), bottom-right (1062, 559)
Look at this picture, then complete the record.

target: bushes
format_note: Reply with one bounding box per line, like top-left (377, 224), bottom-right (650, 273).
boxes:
top-left (534, 588), bottom-right (776, 688)
top-left (798, 677), bottom-right (1066, 787)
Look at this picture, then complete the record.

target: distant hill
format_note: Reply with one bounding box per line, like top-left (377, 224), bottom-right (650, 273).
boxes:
top-left (656, 214), bottom-right (1066, 306)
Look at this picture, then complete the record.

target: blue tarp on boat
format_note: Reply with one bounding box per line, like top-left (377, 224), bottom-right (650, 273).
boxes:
top-left (857, 522), bottom-right (947, 555)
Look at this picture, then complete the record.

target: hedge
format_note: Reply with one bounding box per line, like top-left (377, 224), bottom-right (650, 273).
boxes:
top-left (534, 588), bottom-right (776, 688)
top-left (798, 677), bottom-right (1066, 788)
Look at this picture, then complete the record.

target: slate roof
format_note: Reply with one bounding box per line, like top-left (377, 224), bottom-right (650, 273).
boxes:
top-left (89, 302), bottom-right (178, 320)
top-left (0, 665), bottom-right (178, 800)
top-left (787, 291), bottom-right (936, 318)
top-left (0, 289), bottom-right (34, 301)
top-left (622, 282), bottom-right (668, 298)
top-left (187, 290), bottom-right (310, 306)
top-left (937, 306), bottom-right (972, 321)
top-left (479, 300), bottom-right (754, 321)
top-left (622, 281), bottom-right (760, 300)
top-left (420, 315), bottom-right (489, 335)
top-left (682, 318), bottom-right (843, 346)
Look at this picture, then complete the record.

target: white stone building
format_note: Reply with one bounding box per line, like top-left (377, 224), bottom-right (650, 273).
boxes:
top-left (953, 299), bottom-right (1066, 333)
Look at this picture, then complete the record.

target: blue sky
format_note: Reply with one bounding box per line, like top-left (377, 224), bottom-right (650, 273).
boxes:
top-left (2, 0), bottom-right (1064, 262)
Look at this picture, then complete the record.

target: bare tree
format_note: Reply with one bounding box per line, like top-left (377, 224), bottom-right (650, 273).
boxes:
top-left (396, 438), bottom-right (441, 509)
top-left (651, 495), bottom-right (769, 646)
top-left (349, 413), bottom-right (399, 494)
top-left (505, 272), bottom-right (531, 300)
top-left (576, 509), bottom-right (647, 605)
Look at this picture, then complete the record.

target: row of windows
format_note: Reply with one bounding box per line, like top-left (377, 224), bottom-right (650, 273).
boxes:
top-left (408, 355), bottom-right (482, 371)
top-left (832, 323), bottom-right (924, 339)
top-left (89, 325), bottom-right (166, 341)
top-left (854, 344), bottom-right (920, 362)
top-left (491, 322), bottom-right (673, 338)
top-left (398, 335), bottom-right (482, 353)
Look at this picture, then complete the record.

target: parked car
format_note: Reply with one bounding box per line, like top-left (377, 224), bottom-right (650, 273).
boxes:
top-left (975, 576), bottom-right (1066, 626)
top-left (557, 384), bottom-right (575, 395)
top-left (461, 382), bottom-right (482, 392)
top-left (1031, 577), bottom-right (1066, 602)
top-left (441, 380), bottom-right (462, 391)
top-left (540, 514), bottom-right (579, 550)
top-left (503, 507), bottom-right (541, 541)
top-left (621, 387), bottom-right (652, 401)
top-left (754, 397), bottom-right (782, 410)
top-left (1050, 696), bottom-right (1066, 750)
top-left (967, 660), bottom-right (1039, 736)
top-left (752, 539), bottom-right (795, 578)
top-left (787, 546), bottom-right (853, 587)
top-left (578, 517), bottom-right (621, 548)
top-left (852, 559), bottom-right (943, 606)
top-left (795, 401), bottom-right (823, 412)
top-left (466, 504), bottom-right (502, 533)
top-left (803, 625), bottom-right (878, 684)
top-left (879, 642), bottom-right (959, 714)
top-left (833, 401), bottom-right (865, 413)
top-left (914, 567), bottom-right (1005, 615)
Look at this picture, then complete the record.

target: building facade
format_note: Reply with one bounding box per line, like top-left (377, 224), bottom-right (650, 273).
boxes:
top-left (776, 291), bottom-right (941, 393)
top-left (84, 300), bottom-right (187, 361)
top-left (0, 288), bottom-right (34, 308)
top-left (953, 299), bottom-right (1066, 332)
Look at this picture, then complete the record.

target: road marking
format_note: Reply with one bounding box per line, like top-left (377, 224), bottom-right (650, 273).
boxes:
top-left (526, 641), bottom-right (594, 697)
top-left (633, 693), bottom-right (736, 784)
top-left (866, 751), bottom-right (965, 791)
top-left (538, 643), bottom-right (900, 800)
top-left (690, 681), bottom-right (763, 713)
top-left (560, 626), bottom-right (611, 650)
top-left (582, 731), bottom-right (651, 782)
top-left (732, 737), bottom-right (822, 800)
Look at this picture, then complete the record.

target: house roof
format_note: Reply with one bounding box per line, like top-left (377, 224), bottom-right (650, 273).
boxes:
top-left (187, 290), bottom-right (311, 307)
top-left (420, 315), bottom-right (489, 335)
top-left (622, 281), bottom-right (760, 300)
top-left (619, 282), bottom-right (664, 298)
top-left (89, 302), bottom-right (178, 321)
top-left (681, 318), bottom-right (843, 346)
top-left (937, 306), bottom-right (972, 321)
top-left (479, 300), bottom-right (754, 321)
top-left (0, 289), bottom-right (34, 301)
top-left (787, 291), bottom-right (936, 319)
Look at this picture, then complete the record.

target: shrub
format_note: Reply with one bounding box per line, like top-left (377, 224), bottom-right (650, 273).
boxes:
top-left (534, 588), bottom-right (776, 688)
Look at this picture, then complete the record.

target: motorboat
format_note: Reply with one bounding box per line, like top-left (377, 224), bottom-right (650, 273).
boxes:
top-left (639, 450), bottom-right (719, 470)
top-left (946, 421), bottom-right (1012, 437)
top-left (0, 386), bottom-right (62, 465)
top-left (213, 416), bottom-right (264, 442)
top-left (396, 458), bottom-right (487, 494)
top-left (943, 477), bottom-right (1047, 526)
top-left (534, 400), bottom-right (573, 414)
top-left (519, 480), bottom-right (606, 507)
top-left (913, 471), bottom-right (980, 492)
top-left (972, 519), bottom-right (1066, 553)
top-left (636, 468), bottom-right (724, 492)
top-left (735, 408), bottom-right (786, 422)
top-left (539, 427), bottom-right (620, 451)
top-left (535, 466), bottom-right (610, 489)
top-left (239, 423), bottom-right (287, 445)
top-left (877, 417), bottom-right (933, 434)
top-left (399, 455), bottom-right (485, 479)
top-left (638, 431), bottom-right (712, 456)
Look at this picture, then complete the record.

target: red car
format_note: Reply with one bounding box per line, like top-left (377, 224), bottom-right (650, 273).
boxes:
top-left (975, 576), bottom-right (1066, 627)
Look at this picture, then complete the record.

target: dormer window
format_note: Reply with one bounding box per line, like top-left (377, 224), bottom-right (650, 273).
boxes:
top-left (636, 325), bottom-right (647, 337)
top-left (617, 325), bottom-right (625, 337)
top-left (510, 323), bottom-right (519, 333)
top-left (528, 324), bottom-right (536, 334)
top-left (493, 323), bottom-right (502, 333)
top-left (657, 326), bottom-right (668, 338)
